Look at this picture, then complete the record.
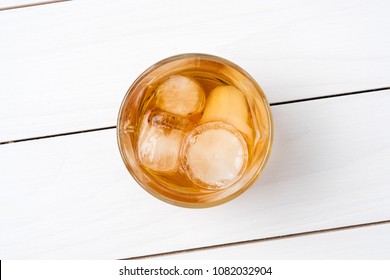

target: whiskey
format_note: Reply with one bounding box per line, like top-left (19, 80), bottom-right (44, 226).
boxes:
top-left (117, 54), bottom-right (273, 207)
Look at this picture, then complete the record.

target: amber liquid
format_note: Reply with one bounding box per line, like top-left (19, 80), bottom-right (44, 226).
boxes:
top-left (118, 54), bottom-right (272, 207)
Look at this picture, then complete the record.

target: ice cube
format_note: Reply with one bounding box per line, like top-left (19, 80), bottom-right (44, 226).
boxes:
top-left (155, 75), bottom-right (205, 116)
top-left (182, 122), bottom-right (248, 189)
top-left (147, 109), bottom-right (190, 131)
top-left (137, 110), bottom-right (186, 173)
top-left (200, 86), bottom-right (253, 141)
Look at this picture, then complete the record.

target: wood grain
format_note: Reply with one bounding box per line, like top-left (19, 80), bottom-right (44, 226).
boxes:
top-left (1, 0), bottom-right (389, 141)
top-left (153, 222), bottom-right (390, 259)
top-left (0, 91), bottom-right (389, 259)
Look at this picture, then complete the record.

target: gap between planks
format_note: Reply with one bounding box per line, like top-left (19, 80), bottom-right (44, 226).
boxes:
top-left (0, 86), bottom-right (389, 146)
top-left (0, 0), bottom-right (71, 12)
top-left (126, 219), bottom-right (390, 260)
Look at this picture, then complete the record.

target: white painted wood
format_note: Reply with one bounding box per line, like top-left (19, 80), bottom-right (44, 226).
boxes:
top-left (1, 0), bottom-right (390, 141)
top-left (0, 91), bottom-right (389, 259)
top-left (154, 223), bottom-right (390, 259)
top-left (0, 1), bottom-right (53, 9)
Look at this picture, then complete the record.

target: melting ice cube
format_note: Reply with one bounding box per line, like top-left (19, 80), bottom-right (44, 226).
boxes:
top-left (200, 85), bottom-right (253, 141)
top-left (155, 75), bottom-right (205, 116)
top-left (137, 110), bottom-right (188, 173)
top-left (182, 122), bottom-right (248, 189)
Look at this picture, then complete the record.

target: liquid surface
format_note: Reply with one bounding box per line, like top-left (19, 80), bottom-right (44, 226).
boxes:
top-left (118, 54), bottom-right (272, 207)
top-left (135, 73), bottom-right (255, 191)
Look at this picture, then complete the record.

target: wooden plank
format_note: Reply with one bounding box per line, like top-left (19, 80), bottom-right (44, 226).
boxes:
top-left (0, 1), bottom-right (50, 9)
top-left (153, 222), bottom-right (390, 259)
top-left (0, 1), bottom-right (68, 11)
top-left (1, 0), bottom-right (390, 141)
top-left (0, 91), bottom-right (389, 259)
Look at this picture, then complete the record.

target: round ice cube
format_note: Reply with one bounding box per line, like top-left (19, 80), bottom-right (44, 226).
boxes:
top-left (182, 122), bottom-right (248, 189)
top-left (156, 75), bottom-right (205, 116)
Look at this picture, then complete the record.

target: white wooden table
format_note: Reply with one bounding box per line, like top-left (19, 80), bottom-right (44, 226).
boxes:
top-left (1, 0), bottom-right (389, 259)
